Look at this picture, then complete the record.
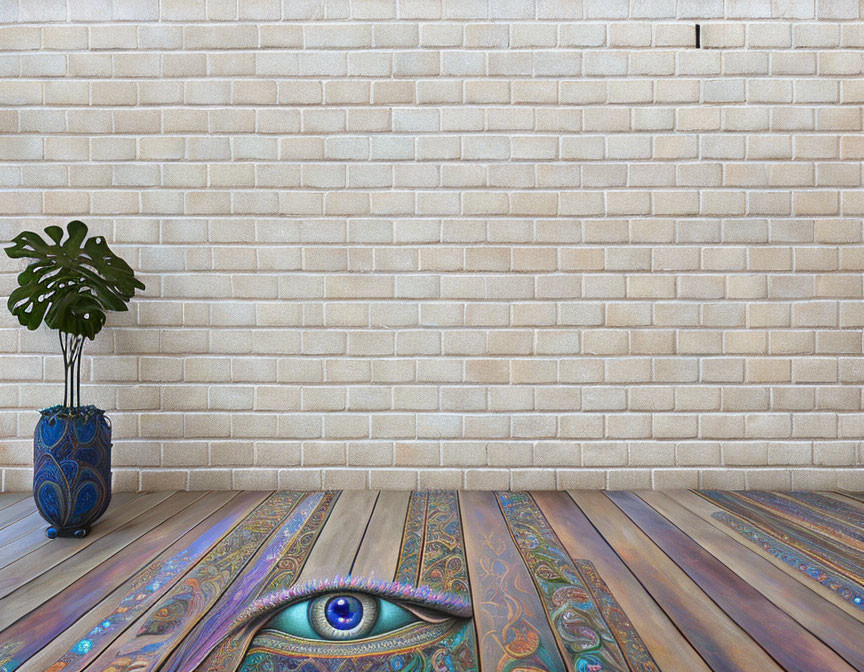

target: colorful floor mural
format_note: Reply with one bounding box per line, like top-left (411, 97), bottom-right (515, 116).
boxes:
top-left (0, 489), bottom-right (863, 672)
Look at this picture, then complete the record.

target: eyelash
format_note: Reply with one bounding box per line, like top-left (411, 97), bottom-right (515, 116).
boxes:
top-left (236, 575), bottom-right (473, 630)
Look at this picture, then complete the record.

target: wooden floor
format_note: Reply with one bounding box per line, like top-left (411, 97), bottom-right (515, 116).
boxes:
top-left (0, 490), bottom-right (863, 672)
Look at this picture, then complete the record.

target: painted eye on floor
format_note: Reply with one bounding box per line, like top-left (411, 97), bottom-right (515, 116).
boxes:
top-left (266, 591), bottom-right (418, 641)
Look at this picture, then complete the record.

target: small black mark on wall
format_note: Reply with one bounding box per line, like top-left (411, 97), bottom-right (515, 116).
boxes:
top-left (695, 24), bottom-right (701, 48)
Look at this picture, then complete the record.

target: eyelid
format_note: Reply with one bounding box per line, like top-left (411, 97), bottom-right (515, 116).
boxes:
top-left (237, 575), bottom-right (473, 629)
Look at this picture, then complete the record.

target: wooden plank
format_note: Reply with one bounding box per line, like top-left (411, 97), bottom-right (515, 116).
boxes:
top-left (0, 497), bottom-right (159, 573)
top-left (393, 491), bottom-right (427, 586)
top-left (0, 495), bottom-right (142, 569)
top-left (0, 491), bottom-right (144, 601)
top-left (610, 491), bottom-right (855, 672)
top-left (696, 490), bottom-right (864, 617)
top-left (86, 491), bottom-right (308, 672)
top-left (742, 492), bottom-right (864, 556)
top-left (351, 490), bottom-right (410, 580)
top-left (642, 491), bottom-right (864, 671)
top-left (0, 496), bottom-right (37, 529)
top-left (162, 491), bottom-right (341, 672)
top-left (14, 492), bottom-right (267, 672)
top-left (0, 525), bottom-right (51, 570)
top-left (0, 492), bottom-right (27, 512)
top-left (824, 491), bottom-right (864, 513)
top-left (418, 491), bottom-right (470, 600)
top-left (533, 491), bottom-right (711, 672)
top-left (671, 489), bottom-right (864, 624)
top-left (702, 491), bottom-right (864, 580)
top-left (822, 491), bottom-right (864, 531)
top-left (459, 491), bottom-right (566, 672)
top-left (0, 491), bottom-right (201, 630)
top-left (0, 510), bottom-right (43, 542)
top-left (781, 491), bottom-right (864, 532)
top-left (497, 492), bottom-right (659, 672)
top-left (571, 490), bottom-right (784, 672)
top-left (0, 512), bottom-right (47, 565)
top-left (0, 491), bottom-right (186, 622)
top-left (295, 490), bottom-right (379, 583)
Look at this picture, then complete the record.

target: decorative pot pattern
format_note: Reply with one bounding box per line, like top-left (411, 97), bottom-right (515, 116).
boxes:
top-left (33, 405), bottom-right (112, 538)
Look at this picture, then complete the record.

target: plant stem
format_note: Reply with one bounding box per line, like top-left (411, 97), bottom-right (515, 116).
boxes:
top-left (75, 335), bottom-right (83, 410)
top-left (59, 331), bottom-right (68, 408)
top-left (59, 332), bottom-right (85, 410)
top-left (70, 335), bottom-right (77, 410)
top-left (69, 334), bottom-right (74, 409)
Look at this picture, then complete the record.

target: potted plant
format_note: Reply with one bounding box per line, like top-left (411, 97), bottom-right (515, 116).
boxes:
top-left (4, 221), bottom-right (144, 538)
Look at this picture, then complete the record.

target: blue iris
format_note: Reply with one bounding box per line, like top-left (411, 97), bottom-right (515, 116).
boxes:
top-left (325, 595), bottom-right (364, 630)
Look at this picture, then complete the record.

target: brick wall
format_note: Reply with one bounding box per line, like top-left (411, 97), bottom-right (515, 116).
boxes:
top-left (1, 0), bottom-right (863, 491)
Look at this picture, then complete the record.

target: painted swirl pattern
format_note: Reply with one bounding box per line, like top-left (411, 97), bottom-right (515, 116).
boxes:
top-left (419, 491), bottom-right (470, 600)
top-left (394, 492), bottom-right (428, 586)
top-left (497, 492), bottom-right (658, 672)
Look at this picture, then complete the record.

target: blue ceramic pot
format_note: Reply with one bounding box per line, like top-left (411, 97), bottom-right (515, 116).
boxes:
top-left (33, 405), bottom-right (112, 538)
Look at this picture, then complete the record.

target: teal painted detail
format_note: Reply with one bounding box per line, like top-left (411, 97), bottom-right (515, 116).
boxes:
top-left (367, 600), bottom-right (416, 637)
top-left (267, 596), bottom-right (417, 641)
top-left (268, 600), bottom-right (318, 640)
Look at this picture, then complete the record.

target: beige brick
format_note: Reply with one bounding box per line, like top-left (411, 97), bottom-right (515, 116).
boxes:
top-left (0, 10), bottom-right (861, 491)
top-left (366, 469), bottom-right (415, 490)
top-left (412, 469), bottom-right (458, 490)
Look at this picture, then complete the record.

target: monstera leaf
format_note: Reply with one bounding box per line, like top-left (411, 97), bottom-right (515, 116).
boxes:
top-left (5, 221), bottom-right (144, 339)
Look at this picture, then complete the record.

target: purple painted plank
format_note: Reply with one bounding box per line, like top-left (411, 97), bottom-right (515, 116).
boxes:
top-left (87, 490), bottom-right (309, 672)
top-left (161, 491), bottom-right (332, 672)
top-left (0, 492), bottom-right (261, 672)
top-left (608, 491), bottom-right (855, 672)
